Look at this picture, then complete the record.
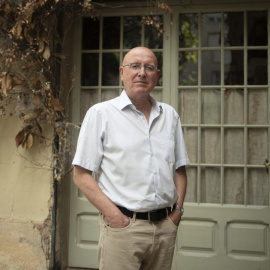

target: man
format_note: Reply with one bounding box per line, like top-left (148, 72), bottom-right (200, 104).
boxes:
top-left (72, 47), bottom-right (189, 270)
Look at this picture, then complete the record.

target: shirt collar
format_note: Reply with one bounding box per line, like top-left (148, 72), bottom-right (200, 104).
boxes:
top-left (118, 90), bottom-right (163, 113)
top-left (118, 90), bottom-right (133, 110)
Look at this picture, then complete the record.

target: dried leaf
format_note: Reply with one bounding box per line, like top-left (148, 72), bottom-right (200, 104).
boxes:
top-left (15, 129), bottom-right (26, 148)
top-left (33, 94), bottom-right (41, 107)
top-left (38, 39), bottom-right (45, 54)
top-left (2, 74), bottom-right (12, 96)
top-left (24, 27), bottom-right (34, 45)
top-left (32, 78), bottom-right (42, 89)
top-left (11, 22), bottom-right (23, 39)
top-left (12, 76), bottom-right (23, 85)
top-left (54, 173), bottom-right (61, 181)
top-left (42, 45), bottom-right (50, 60)
top-left (12, 85), bottom-right (30, 93)
top-left (0, 72), bottom-right (7, 77)
top-left (51, 97), bottom-right (64, 111)
top-left (26, 133), bottom-right (34, 150)
top-left (23, 113), bottom-right (35, 121)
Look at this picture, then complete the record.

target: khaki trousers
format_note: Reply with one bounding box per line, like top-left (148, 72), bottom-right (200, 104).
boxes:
top-left (98, 212), bottom-right (178, 270)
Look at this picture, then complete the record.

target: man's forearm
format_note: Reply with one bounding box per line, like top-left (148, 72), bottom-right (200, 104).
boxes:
top-left (174, 166), bottom-right (187, 207)
top-left (169, 166), bottom-right (187, 226)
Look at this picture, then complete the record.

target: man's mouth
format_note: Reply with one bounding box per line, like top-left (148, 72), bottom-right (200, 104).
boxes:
top-left (135, 81), bottom-right (148, 84)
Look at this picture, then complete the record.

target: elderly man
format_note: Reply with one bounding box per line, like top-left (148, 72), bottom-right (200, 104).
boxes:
top-left (72, 47), bottom-right (189, 270)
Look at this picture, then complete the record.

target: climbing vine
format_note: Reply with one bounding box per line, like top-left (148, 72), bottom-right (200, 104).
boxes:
top-left (0, 0), bottom-right (171, 180)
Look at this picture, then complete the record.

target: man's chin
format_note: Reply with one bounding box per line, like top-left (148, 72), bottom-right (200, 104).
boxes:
top-left (134, 86), bottom-right (151, 93)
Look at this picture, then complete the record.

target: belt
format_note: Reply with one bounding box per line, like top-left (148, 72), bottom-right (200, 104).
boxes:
top-left (116, 205), bottom-right (172, 222)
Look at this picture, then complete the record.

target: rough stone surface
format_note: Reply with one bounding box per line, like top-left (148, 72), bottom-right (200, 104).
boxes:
top-left (0, 220), bottom-right (47, 270)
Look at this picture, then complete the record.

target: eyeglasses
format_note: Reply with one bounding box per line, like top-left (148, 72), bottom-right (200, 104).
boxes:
top-left (122, 62), bottom-right (157, 72)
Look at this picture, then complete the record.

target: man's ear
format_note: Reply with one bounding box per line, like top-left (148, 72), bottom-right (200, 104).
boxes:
top-left (119, 66), bottom-right (124, 81)
top-left (156, 69), bottom-right (161, 78)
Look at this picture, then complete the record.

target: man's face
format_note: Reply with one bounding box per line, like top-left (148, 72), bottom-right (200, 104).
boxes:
top-left (119, 48), bottom-right (160, 98)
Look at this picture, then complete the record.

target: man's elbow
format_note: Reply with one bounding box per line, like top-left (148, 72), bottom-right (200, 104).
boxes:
top-left (73, 165), bottom-right (92, 187)
top-left (73, 165), bottom-right (82, 186)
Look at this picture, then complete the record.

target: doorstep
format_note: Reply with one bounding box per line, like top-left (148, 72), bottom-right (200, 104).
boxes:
top-left (66, 268), bottom-right (97, 270)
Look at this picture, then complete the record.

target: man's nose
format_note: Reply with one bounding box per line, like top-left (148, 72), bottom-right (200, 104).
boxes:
top-left (138, 66), bottom-right (146, 76)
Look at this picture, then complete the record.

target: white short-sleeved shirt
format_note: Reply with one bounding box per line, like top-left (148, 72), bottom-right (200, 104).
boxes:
top-left (72, 90), bottom-right (190, 212)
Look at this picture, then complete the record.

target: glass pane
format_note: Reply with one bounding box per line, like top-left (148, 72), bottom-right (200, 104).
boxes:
top-left (248, 11), bottom-right (267, 46)
top-left (179, 13), bottom-right (198, 48)
top-left (82, 18), bottom-right (100, 50)
top-left (155, 52), bottom-right (163, 86)
top-left (102, 53), bottom-right (120, 86)
top-left (248, 128), bottom-right (268, 165)
top-left (101, 89), bottom-right (119, 102)
top-left (179, 51), bottom-right (198, 86)
top-left (201, 51), bottom-right (221, 85)
top-left (248, 50), bottom-right (268, 85)
top-left (103, 17), bottom-right (120, 49)
top-left (224, 168), bottom-right (244, 204)
top-left (201, 167), bottom-right (220, 203)
top-left (224, 50), bottom-right (244, 86)
top-left (224, 89), bottom-right (244, 125)
top-left (151, 89), bottom-right (162, 102)
top-left (201, 129), bottom-right (221, 164)
top-left (201, 13), bottom-right (221, 47)
top-left (123, 16), bottom-right (141, 49)
top-left (185, 167), bottom-right (197, 203)
top-left (183, 127), bottom-right (198, 164)
top-left (201, 89), bottom-right (221, 124)
top-left (80, 90), bottom-right (98, 121)
top-left (144, 15), bottom-right (163, 49)
top-left (81, 53), bottom-right (99, 86)
top-left (224, 129), bottom-right (244, 164)
top-left (248, 88), bottom-right (268, 125)
top-left (224, 12), bottom-right (244, 47)
top-left (248, 169), bottom-right (269, 205)
top-left (179, 89), bottom-right (198, 124)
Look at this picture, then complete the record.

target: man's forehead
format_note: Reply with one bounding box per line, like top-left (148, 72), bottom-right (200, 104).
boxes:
top-left (123, 48), bottom-right (157, 65)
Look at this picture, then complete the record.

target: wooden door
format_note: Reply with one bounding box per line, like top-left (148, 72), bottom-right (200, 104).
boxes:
top-left (69, 3), bottom-right (270, 269)
top-left (172, 8), bottom-right (270, 270)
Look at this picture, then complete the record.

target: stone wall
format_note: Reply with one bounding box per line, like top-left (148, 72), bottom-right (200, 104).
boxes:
top-left (0, 108), bottom-right (53, 270)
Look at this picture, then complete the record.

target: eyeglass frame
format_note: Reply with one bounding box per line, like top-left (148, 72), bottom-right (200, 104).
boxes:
top-left (122, 62), bottom-right (158, 72)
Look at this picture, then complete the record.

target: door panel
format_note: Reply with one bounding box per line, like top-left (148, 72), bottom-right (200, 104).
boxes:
top-left (69, 182), bottom-right (99, 268)
top-left (174, 206), bottom-right (270, 270)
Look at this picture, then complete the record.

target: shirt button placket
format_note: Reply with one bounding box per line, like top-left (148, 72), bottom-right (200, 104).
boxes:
top-left (149, 132), bottom-right (159, 206)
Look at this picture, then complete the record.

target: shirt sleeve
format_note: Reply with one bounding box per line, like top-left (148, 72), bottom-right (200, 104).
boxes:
top-left (174, 115), bottom-right (190, 169)
top-left (72, 106), bottom-right (104, 172)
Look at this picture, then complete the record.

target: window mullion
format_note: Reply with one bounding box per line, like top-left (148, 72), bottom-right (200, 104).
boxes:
top-left (197, 12), bottom-right (203, 204)
top-left (243, 10), bottom-right (248, 206)
top-left (268, 9), bottom-right (270, 205)
top-left (163, 12), bottom-right (172, 105)
top-left (220, 12), bottom-right (225, 204)
top-left (119, 16), bottom-right (124, 95)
